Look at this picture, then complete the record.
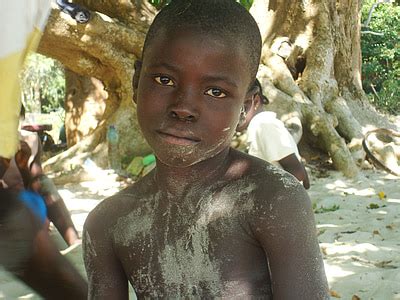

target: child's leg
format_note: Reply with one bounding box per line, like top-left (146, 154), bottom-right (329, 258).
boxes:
top-left (46, 198), bottom-right (80, 245)
top-left (33, 175), bottom-right (80, 246)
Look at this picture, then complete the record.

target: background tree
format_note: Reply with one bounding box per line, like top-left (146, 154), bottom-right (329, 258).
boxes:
top-left (38, 0), bottom-right (398, 176)
top-left (361, 0), bottom-right (399, 115)
top-left (20, 54), bottom-right (65, 113)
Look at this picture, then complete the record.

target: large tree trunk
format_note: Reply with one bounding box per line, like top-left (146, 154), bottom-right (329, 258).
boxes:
top-left (64, 70), bottom-right (107, 147)
top-left (250, 0), bottom-right (396, 177)
top-left (39, 1), bottom-right (153, 172)
top-left (39, 0), bottom-right (397, 176)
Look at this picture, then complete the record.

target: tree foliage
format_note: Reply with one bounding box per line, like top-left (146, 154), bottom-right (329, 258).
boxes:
top-left (361, 0), bottom-right (400, 114)
top-left (20, 53), bottom-right (65, 113)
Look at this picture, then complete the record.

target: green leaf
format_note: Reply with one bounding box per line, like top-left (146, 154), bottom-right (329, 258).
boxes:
top-left (314, 204), bottom-right (340, 214)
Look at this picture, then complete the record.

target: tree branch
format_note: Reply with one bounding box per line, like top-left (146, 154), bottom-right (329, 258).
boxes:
top-left (38, 8), bottom-right (146, 80)
top-left (74, 0), bottom-right (156, 27)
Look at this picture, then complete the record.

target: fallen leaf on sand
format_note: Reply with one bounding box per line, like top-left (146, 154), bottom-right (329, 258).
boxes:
top-left (330, 290), bottom-right (341, 298)
top-left (386, 224), bottom-right (395, 230)
top-left (378, 191), bottom-right (386, 200)
top-left (368, 203), bottom-right (380, 209)
top-left (374, 260), bottom-right (396, 269)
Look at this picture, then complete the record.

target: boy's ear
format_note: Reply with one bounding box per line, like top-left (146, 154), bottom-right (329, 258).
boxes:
top-left (132, 60), bottom-right (142, 103)
top-left (236, 95), bottom-right (255, 132)
top-left (243, 83), bottom-right (259, 115)
top-left (236, 80), bottom-right (261, 132)
top-left (248, 83), bottom-right (260, 99)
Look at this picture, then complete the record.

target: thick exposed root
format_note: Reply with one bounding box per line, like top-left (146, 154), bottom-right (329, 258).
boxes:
top-left (43, 125), bottom-right (106, 173)
top-left (362, 128), bottom-right (400, 176)
top-left (259, 59), bottom-right (359, 177)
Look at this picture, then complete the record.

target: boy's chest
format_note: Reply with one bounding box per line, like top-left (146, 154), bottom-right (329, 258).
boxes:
top-left (111, 191), bottom-right (271, 297)
top-left (112, 198), bottom-right (238, 274)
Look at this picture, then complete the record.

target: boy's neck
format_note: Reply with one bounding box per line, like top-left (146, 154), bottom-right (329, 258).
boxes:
top-left (153, 147), bottom-right (232, 197)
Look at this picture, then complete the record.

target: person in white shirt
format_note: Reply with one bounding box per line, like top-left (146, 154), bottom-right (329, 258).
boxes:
top-left (238, 79), bottom-right (310, 189)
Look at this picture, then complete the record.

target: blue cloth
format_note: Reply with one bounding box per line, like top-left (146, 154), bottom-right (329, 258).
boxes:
top-left (18, 190), bottom-right (47, 224)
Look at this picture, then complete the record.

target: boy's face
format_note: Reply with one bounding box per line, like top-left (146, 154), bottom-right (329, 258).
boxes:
top-left (135, 28), bottom-right (254, 167)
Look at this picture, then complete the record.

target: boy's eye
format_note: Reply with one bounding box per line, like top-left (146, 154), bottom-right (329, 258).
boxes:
top-left (154, 76), bottom-right (174, 86)
top-left (205, 88), bottom-right (226, 98)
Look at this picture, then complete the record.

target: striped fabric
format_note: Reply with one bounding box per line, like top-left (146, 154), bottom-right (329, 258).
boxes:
top-left (0, 0), bottom-right (51, 158)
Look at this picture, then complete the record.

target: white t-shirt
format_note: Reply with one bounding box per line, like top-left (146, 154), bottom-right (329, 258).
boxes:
top-left (247, 111), bottom-right (300, 167)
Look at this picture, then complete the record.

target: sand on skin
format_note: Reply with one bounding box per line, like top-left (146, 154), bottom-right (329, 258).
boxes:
top-left (0, 168), bottom-right (399, 299)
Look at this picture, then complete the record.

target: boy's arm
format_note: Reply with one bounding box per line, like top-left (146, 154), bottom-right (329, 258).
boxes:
top-left (278, 153), bottom-right (310, 189)
top-left (252, 182), bottom-right (329, 299)
top-left (83, 210), bottom-right (128, 300)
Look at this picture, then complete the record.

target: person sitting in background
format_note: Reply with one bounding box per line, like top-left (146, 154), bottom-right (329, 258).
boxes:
top-left (237, 79), bottom-right (310, 189)
top-left (0, 189), bottom-right (87, 299)
top-left (0, 1), bottom-right (87, 297)
top-left (0, 106), bottom-right (81, 246)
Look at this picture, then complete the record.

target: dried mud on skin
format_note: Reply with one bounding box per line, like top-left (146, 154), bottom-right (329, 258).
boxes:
top-left (0, 168), bottom-right (399, 299)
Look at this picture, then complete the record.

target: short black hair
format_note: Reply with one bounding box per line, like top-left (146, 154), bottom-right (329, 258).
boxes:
top-left (254, 79), bottom-right (269, 104)
top-left (143, 0), bottom-right (262, 83)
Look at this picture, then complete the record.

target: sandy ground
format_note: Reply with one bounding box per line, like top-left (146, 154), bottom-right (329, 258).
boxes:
top-left (0, 167), bottom-right (399, 299)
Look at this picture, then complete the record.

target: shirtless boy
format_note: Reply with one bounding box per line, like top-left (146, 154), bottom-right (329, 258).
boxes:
top-left (83, 0), bottom-right (329, 298)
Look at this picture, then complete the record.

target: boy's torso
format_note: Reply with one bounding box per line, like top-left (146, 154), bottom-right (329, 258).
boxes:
top-left (95, 152), bottom-right (292, 298)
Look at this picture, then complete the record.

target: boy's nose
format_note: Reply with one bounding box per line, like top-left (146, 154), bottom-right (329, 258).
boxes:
top-left (168, 91), bottom-right (199, 122)
top-left (169, 109), bottom-right (197, 122)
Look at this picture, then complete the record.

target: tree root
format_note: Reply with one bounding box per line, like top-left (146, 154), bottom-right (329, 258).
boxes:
top-left (43, 125), bottom-right (106, 173)
top-left (362, 128), bottom-right (400, 176)
top-left (259, 59), bottom-right (359, 177)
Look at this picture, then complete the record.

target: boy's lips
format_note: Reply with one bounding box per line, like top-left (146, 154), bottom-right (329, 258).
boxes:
top-left (156, 129), bottom-right (200, 146)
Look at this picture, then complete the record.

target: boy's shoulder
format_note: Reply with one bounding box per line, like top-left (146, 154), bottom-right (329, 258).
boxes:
top-left (232, 150), bottom-right (313, 238)
top-left (231, 149), bottom-right (301, 192)
top-left (230, 149), bottom-right (308, 209)
top-left (85, 174), bottom-right (157, 229)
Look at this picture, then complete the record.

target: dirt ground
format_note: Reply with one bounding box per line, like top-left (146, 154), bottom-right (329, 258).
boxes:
top-left (0, 167), bottom-right (399, 299)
